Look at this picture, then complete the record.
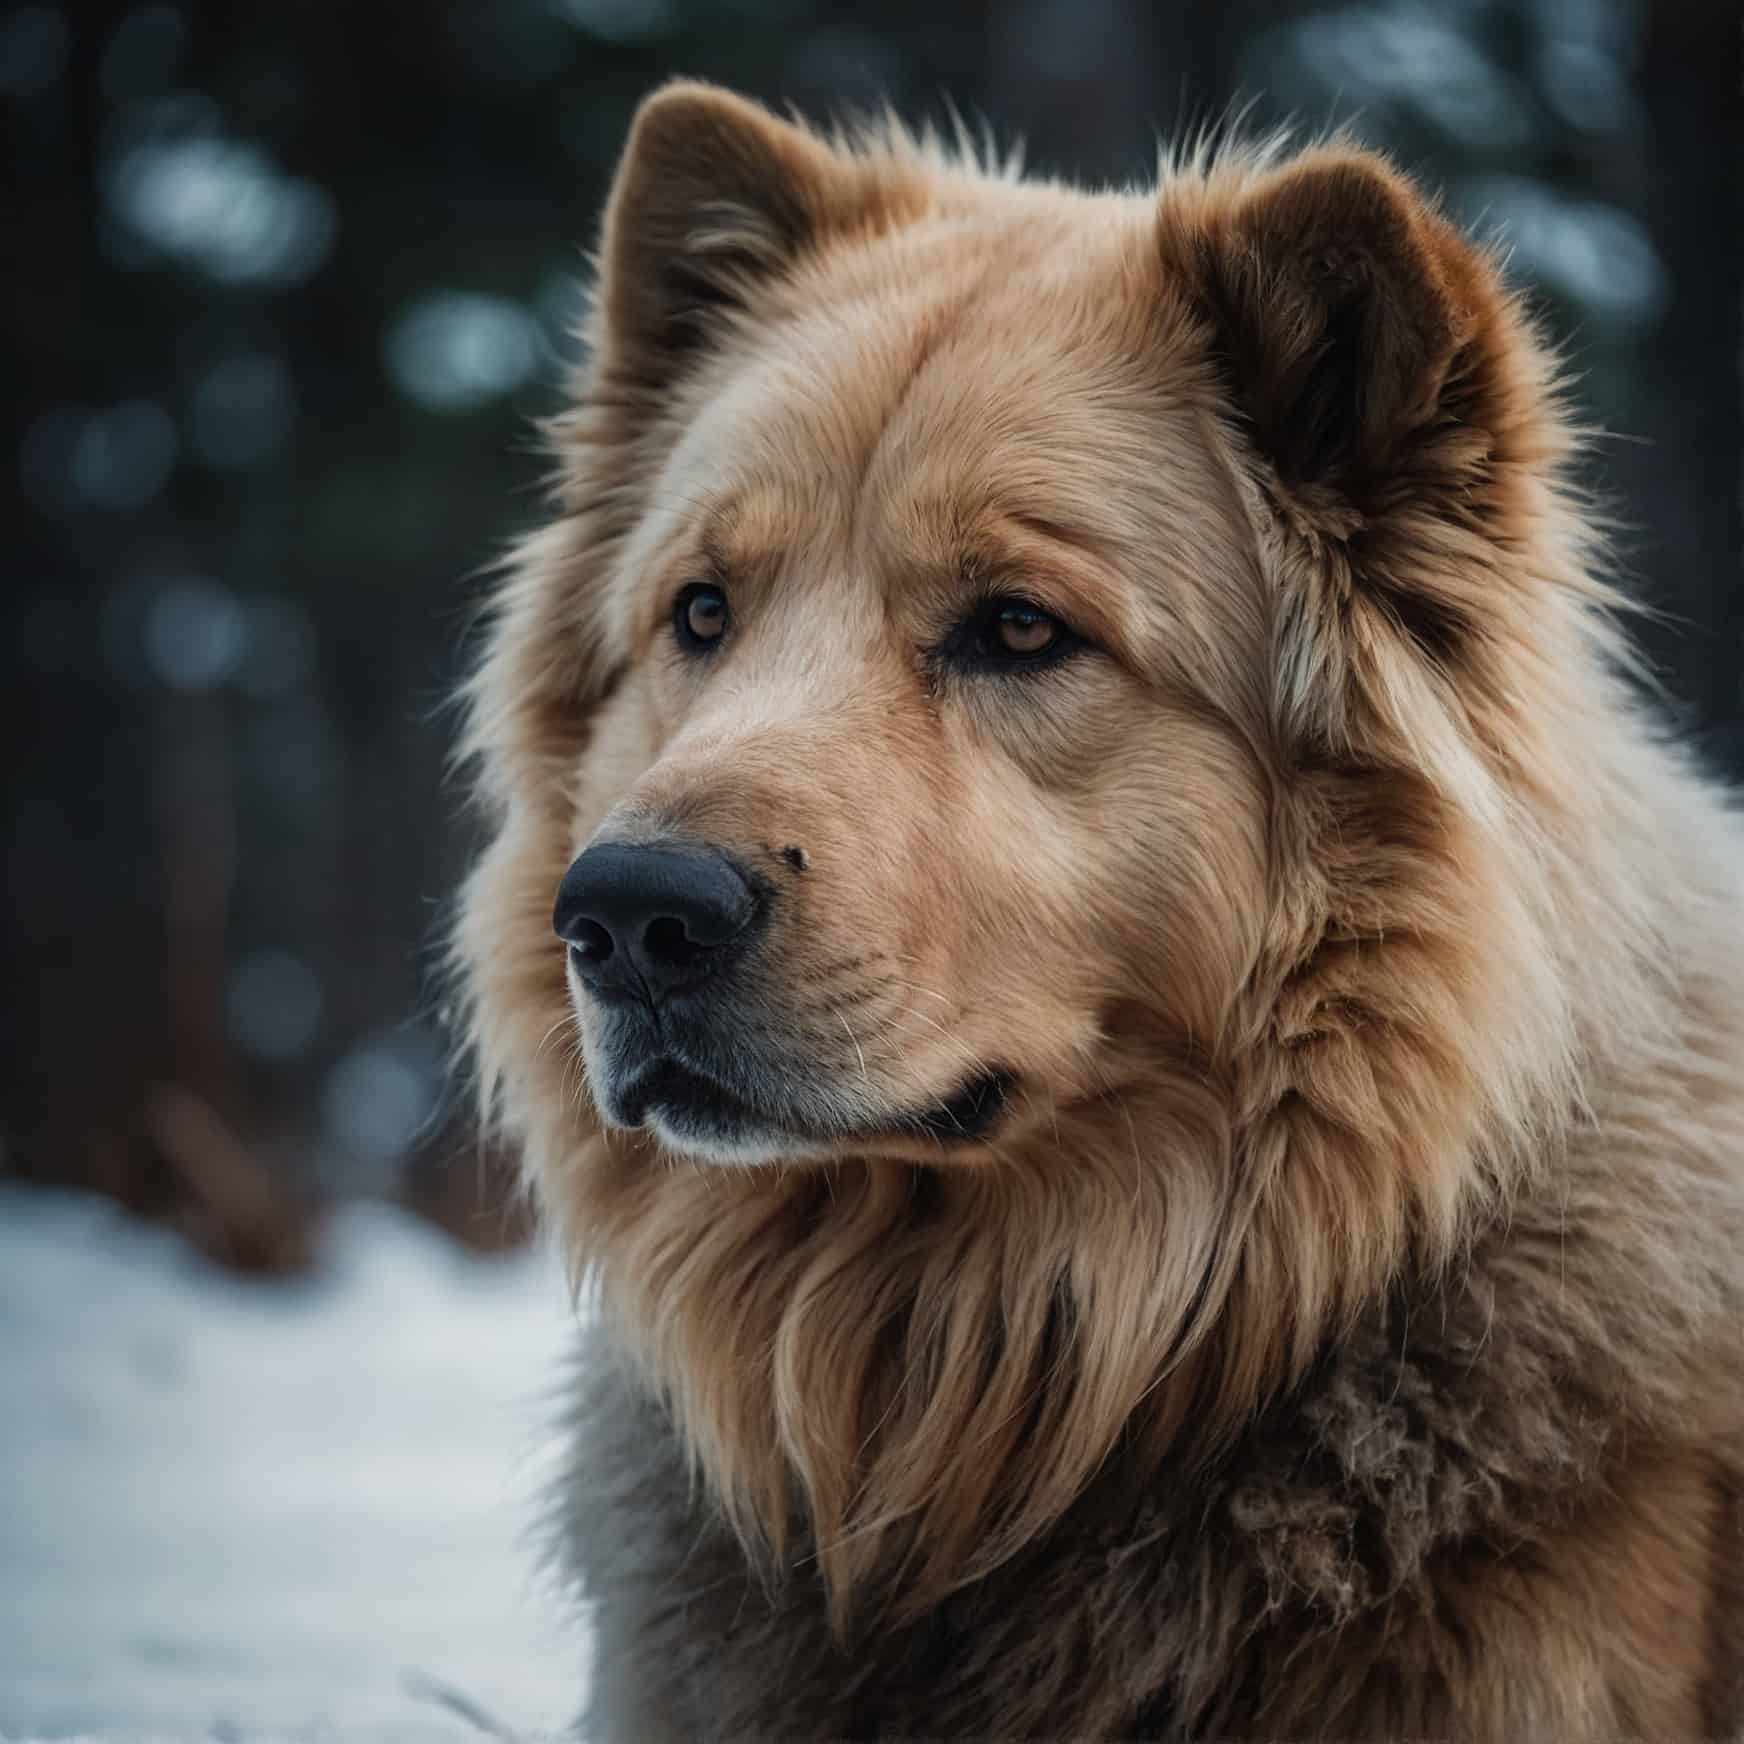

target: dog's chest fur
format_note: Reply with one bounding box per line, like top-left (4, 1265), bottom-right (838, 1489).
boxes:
top-left (558, 1178), bottom-right (1743, 1740)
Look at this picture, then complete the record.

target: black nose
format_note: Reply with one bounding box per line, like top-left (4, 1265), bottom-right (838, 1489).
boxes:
top-left (553, 840), bottom-right (760, 1002)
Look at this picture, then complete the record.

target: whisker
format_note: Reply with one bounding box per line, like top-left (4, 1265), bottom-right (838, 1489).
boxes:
top-left (535, 1009), bottom-right (581, 1061)
top-left (835, 1006), bottom-right (871, 1092)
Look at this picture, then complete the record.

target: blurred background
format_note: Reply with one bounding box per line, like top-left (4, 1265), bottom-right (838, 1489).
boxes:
top-left (1, 1), bottom-right (1738, 1733)
top-left (4, 0), bottom-right (1740, 1269)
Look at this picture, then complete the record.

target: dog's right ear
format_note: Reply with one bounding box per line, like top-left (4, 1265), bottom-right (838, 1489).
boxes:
top-left (596, 82), bottom-right (860, 395)
top-left (1158, 147), bottom-right (1484, 499)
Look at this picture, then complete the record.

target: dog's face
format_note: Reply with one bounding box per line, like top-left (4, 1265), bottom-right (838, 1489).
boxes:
top-left (468, 80), bottom-right (1559, 1255)
top-left (558, 230), bottom-right (1275, 1163)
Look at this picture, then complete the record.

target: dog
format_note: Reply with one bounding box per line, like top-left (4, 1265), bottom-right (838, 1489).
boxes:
top-left (454, 81), bottom-right (1744, 1739)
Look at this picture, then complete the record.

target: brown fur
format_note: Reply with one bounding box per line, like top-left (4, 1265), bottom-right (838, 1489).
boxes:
top-left (454, 82), bottom-right (1744, 1739)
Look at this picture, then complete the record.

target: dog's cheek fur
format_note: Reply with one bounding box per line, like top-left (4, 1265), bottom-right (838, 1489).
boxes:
top-left (1047, 704), bottom-right (1273, 1054)
top-left (451, 511), bottom-right (622, 1220)
top-left (1152, 149), bottom-right (1598, 1332)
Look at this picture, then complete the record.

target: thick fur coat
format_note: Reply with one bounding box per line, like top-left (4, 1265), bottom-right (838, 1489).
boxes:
top-left (455, 83), bottom-right (1744, 1739)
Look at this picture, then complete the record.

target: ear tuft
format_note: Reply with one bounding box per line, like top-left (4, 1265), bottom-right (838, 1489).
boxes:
top-left (596, 82), bottom-right (849, 393)
top-left (1169, 149), bottom-right (1483, 490)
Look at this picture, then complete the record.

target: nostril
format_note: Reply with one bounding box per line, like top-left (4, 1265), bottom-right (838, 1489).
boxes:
top-left (643, 915), bottom-right (707, 967)
top-left (568, 919), bottom-right (614, 963)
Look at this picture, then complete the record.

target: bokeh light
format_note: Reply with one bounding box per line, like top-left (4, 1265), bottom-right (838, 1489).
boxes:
top-left (384, 290), bottom-right (543, 414)
top-left (104, 98), bottom-right (337, 286)
top-left (322, 1032), bottom-right (443, 1174)
top-left (142, 576), bottom-right (247, 690)
top-left (1462, 175), bottom-right (1666, 325)
top-left (227, 948), bottom-right (325, 1062)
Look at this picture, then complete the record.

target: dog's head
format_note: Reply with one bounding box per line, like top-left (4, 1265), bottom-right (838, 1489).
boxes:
top-left (467, 82), bottom-right (1564, 1180)
top-left (541, 107), bottom-right (1283, 1168)
top-left (458, 83), bottom-right (1595, 1608)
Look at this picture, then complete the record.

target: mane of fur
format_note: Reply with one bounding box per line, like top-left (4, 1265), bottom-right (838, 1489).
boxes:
top-left (451, 107), bottom-right (1744, 1656)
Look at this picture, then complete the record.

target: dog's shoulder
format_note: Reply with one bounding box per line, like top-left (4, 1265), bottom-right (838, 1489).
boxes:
top-left (1192, 1155), bottom-right (1744, 1737)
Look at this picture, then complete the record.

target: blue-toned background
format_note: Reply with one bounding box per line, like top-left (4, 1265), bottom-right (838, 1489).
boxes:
top-left (1, 4), bottom-right (1737, 1734)
top-left (4, 0), bottom-right (1739, 1254)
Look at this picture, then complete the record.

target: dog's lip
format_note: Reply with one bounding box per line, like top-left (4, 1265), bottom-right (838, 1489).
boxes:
top-left (613, 1055), bottom-right (1015, 1147)
top-left (615, 1057), bottom-right (761, 1130)
top-left (905, 1067), bottom-right (1014, 1140)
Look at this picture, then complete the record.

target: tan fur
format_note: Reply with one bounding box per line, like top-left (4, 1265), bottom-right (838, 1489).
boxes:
top-left (455, 82), bottom-right (1744, 1738)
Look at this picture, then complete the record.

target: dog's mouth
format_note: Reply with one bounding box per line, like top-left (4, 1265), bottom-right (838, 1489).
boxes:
top-left (613, 1055), bottom-right (1015, 1157)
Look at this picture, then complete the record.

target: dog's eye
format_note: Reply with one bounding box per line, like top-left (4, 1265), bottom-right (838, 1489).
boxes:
top-left (991, 602), bottom-right (1062, 658)
top-left (941, 596), bottom-right (1081, 674)
top-left (673, 582), bottom-right (729, 654)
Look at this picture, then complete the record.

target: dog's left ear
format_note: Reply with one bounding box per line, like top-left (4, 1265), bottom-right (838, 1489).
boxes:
top-left (1162, 148), bottom-right (1485, 495)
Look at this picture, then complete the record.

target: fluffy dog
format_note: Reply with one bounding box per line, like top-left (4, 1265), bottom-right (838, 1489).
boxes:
top-left (455, 82), bottom-right (1744, 1739)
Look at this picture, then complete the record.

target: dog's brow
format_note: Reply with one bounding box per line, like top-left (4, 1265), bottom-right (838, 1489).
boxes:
top-left (966, 512), bottom-right (1137, 654)
top-left (701, 486), bottom-right (813, 583)
top-left (998, 507), bottom-right (1115, 558)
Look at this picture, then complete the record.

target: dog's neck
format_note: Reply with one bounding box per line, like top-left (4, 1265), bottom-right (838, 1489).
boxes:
top-left (570, 1067), bottom-right (1489, 1631)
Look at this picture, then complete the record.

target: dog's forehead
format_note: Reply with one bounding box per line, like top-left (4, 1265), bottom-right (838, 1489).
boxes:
top-left (660, 234), bottom-right (1238, 591)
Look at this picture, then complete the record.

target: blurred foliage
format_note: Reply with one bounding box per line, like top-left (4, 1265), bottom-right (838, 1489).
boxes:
top-left (2, 0), bottom-right (1738, 1259)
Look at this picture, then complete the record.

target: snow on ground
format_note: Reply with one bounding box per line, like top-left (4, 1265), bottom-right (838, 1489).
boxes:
top-left (0, 1182), bottom-right (589, 1741)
